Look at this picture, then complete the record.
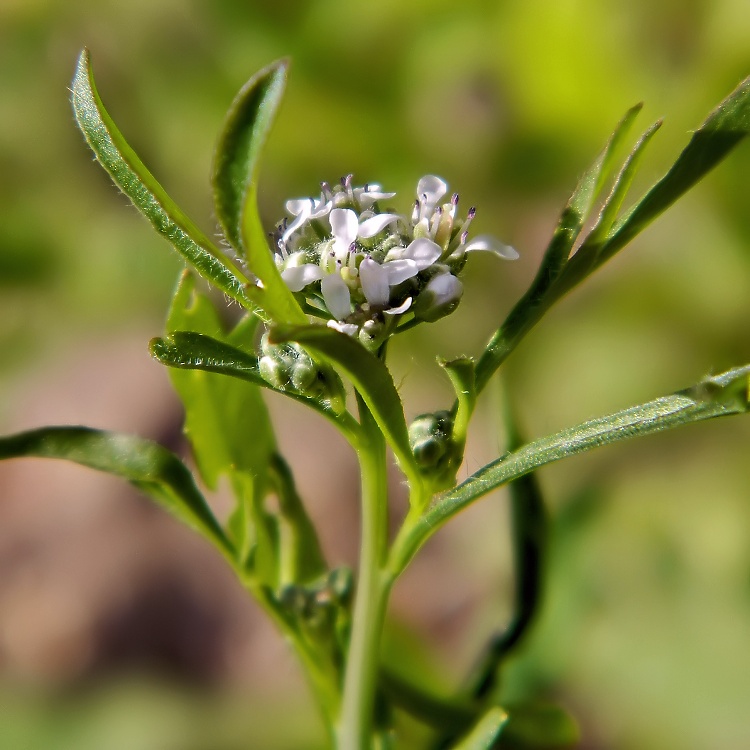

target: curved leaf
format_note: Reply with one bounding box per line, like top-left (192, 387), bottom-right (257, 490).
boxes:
top-left (71, 49), bottom-right (256, 311)
top-left (449, 707), bottom-right (508, 750)
top-left (474, 103), bottom-right (643, 392)
top-left (391, 365), bottom-right (750, 573)
top-left (150, 329), bottom-right (362, 447)
top-left (605, 74), bottom-right (750, 253)
top-left (272, 324), bottom-right (424, 494)
top-left (0, 426), bottom-right (233, 558)
top-left (212, 59), bottom-right (307, 325)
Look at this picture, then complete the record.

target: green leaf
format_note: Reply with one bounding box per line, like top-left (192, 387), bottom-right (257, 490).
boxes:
top-left (272, 324), bottom-right (424, 495)
top-left (545, 102), bottom-right (644, 274)
top-left (150, 313), bottom-right (361, 447)
top-left (270, 453), bottom-right (327, 585)
top-left (449, 706), bottom-right (508, 750)
top-left (160, 273), bottom-right (277, 570)
top-left (71, 50), bottom-right (257, 312)
top-left (212, 59), bottom-right (307, 325)
top-left (0, 426), bottom-right (232, 558)
top-left (390, 365), bottom-right (750, 574)
top-left (583, 119), bottom-right (663, 250)
top-left (604, 75), bottom-right (750, 255)
top-left (163, 272), bottom-right (275, 492)
top-left (474, 104), bottom-right (642, 392)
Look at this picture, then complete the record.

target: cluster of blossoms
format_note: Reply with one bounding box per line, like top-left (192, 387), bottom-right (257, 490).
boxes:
top-left (272, 175), bottom-right (518, 349)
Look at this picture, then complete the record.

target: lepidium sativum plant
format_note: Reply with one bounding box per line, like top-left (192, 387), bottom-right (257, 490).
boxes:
top-left (1, 50), bottom-right (749, 749)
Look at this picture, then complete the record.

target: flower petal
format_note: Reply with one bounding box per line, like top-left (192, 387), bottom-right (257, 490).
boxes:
top-left (416, 175), bottom-right (448, 206)
top-left (330, 207), bottom-right (358, 241)
top-left (463, 234), bottom-right (519, 259)
top-left (281, 264), bottom-right (324, 292)
top-left (327, 319), bottom-right (359, 336)
top-left (357, 189), bottom-right (397, 209)
top-left (384, 297), bottom-right (413, 315)
top-left (358, 213), bottom-right (400, 238)
top-left (285, 198), bottom-right (313, 216)
top-left (403, 237), bottom-right (442, 269)
top-left (359, 258), bottom-right (390, 306)
top-left (330, 208), bottom-right (359, 257)
top-left (382, 259), bottom-right (419, 285)
top-left (321, 273), bottom-right (352, 319)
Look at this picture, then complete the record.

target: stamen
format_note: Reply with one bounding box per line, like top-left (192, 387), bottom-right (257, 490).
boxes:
top-left (451, 193), bottom-right (459, 205)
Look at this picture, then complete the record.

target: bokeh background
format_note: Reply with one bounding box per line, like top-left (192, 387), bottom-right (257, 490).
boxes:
top-left (1, 1), bottom-right (750, 748)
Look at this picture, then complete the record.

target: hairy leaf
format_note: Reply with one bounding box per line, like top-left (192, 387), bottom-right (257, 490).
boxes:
top-left (391, 365), bottom-right (750, 573)
top-left (71, 50), bottom-right (256, 310)
top-left (0, 426), bottom-right (232, 557)
top-left (212, 59), bottom-right (307, 324)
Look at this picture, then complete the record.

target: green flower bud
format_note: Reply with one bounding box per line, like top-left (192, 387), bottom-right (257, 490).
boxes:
top-left (413, 273), bottom-right (464, 323)
top-left (409, 410), bottom-right (454, 469)
top-left (259, 355), bottom-right (287, 389)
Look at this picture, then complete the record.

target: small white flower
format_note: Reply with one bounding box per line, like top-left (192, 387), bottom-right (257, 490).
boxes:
top-left (461, 234), bottom-right (519, 260)
top-left (272, 174), bottom-right (517, 344)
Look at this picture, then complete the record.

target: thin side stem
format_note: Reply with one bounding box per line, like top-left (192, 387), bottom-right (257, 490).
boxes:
top-left (337, 393), bottom-right (391, 750)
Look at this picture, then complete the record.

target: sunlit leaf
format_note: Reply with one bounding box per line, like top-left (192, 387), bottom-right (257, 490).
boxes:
top-left (212, 59), bottom-right (307, 325)
top-left (0, 426), bottom-right (232, 558)
top-left (272, 324), bottom-right (423, 494)
top-left (150, 326), bottom-right (361, 447)
top-left (605, 74), bottom-right (750, 254)
top-left (391, 365), bottom-right (750, 573)
top-left (163, 272), bottom-right (275, 492)
top-left (71, 50), bottom-right (256, 311)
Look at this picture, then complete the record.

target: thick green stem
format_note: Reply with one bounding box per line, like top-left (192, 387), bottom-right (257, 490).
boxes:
top-left (337, 394), bottom-right (391, 750)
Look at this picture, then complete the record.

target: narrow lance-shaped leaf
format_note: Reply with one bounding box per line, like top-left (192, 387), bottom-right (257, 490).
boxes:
top-left (390, 365), bottom-right (750, 574)
top-left (604, 74), bottom-right (750, 256)
top-left (71, 50), bottom-right (257, 311)
top-left (272, 324), bottom-right (424, 497)
top-left (150, 330), bottom-right (362, 448)
top-left (212, 59), bottom-right (307, 325)
top-left (544, 101), bottom-right (644, 274)
top-left (474, 104), bottom-right (643, 392)
top-left (162, 272), bottom-right (279, 569)
top-left (583, 118), bottom-right (663, 250)
top-left (0, 427), bottom-right (233, 559)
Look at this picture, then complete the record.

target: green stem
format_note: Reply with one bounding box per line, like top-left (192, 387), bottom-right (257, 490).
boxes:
top-left (337, 393), bottom-right (391, 750)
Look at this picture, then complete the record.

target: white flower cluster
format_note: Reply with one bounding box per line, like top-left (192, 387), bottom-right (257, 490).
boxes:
top-left (273, 175), bottom-right (517, 348)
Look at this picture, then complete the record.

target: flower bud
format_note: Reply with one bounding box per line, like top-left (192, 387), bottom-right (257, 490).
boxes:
top-left (413, 272), bottom-right (463, 322)
top-left (409, 410), bottom-right (454, 469)
top-left (259, 355), bottom-right (287, 389)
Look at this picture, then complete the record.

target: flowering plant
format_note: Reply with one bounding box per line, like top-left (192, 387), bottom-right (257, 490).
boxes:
top-left (1, 51), bottom-right (749, 749)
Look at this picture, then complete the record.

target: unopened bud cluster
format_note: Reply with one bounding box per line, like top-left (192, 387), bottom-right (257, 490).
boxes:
top-left (258, 333), bottom-right (342, 406)
top-left (273, 175), bottom-right (518, 349)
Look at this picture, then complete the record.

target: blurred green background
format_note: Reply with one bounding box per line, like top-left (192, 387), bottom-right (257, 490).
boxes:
top-left (1, 0), bottom-right (750, 748)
